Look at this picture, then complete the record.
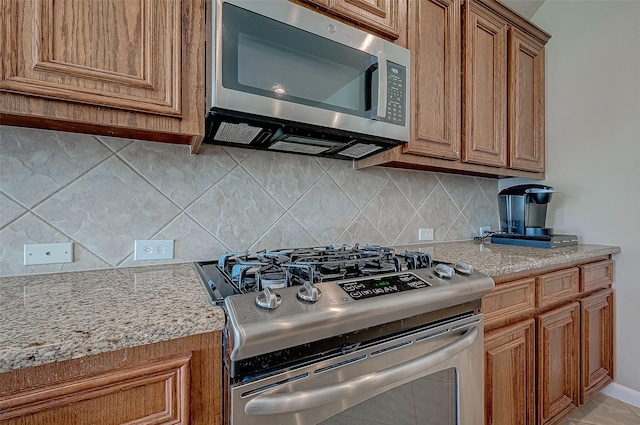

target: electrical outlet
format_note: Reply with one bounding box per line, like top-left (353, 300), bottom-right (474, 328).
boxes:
top-left (24, 242), bottom-right (74, 265)
top-left (479, 226), bottom-right (492, 237)
top-left (418, 228), bottom-right (434, 241)
top-left (134, 240), bottom-right (174, 261)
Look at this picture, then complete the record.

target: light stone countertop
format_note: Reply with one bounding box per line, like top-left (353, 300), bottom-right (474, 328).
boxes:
top-left (0, 242), bottom-right (620, 373)
top-left (394, 241), bottom-right (621, 280)
top-left (0, 263), bottom-right (225, 373)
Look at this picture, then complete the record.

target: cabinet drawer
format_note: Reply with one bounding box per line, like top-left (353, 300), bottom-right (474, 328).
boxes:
top-left (483, 278), bottom-right (536, 328)
top-left (0, 355), bottom-right (191, 423)
top-left (580, 260), bottom-right (614, 293)
top-left (536, 267), bottom-right (579, 308)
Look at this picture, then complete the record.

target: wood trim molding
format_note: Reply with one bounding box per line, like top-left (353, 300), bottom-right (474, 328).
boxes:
top-left (471, 0), bottom-right (551, 44)
top-left (355, 145), bottom-right (545, 178)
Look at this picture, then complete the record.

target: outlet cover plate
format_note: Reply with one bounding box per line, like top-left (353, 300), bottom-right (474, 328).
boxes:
top-left (480, 226), bottom-right (492, 237)
top-left (418, 228), bottom-right (434, 241)
top-left (24, 242), bottom-right (74, 265)
top-left (134, 240), bottom-right (174, 261)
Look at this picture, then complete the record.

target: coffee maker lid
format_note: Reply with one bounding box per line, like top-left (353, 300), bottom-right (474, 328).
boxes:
top-left (499, 184), bottom-right (554, 196)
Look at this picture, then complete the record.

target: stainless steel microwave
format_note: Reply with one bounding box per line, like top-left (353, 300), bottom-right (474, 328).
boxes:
top-left (204, 0), bottom-right (411, 160)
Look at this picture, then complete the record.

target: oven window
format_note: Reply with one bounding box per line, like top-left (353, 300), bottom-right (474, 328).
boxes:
top-left (319, 368), bottom-right (457, 425)
top-left (221, 3), bottom-right (370, 116)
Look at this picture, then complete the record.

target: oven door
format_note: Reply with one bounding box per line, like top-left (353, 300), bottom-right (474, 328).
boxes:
top-left (229, 315), bottom-right (484, 425)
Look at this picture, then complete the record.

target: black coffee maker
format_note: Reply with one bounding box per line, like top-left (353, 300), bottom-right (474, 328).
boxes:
top-left (491, 184), bottom-right (578, 248)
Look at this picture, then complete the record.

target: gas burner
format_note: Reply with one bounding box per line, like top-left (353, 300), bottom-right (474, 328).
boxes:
top-left (222, 244), bottom-right (407, 291)
top-left (195, 244), bottom-right (441, 304)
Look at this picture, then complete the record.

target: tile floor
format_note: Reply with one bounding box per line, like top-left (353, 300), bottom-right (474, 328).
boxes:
top-left (561, 393), bottom-right (640, 424)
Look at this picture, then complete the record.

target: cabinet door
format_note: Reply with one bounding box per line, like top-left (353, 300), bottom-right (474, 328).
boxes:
top-left (404, 0), bottom-right (461, 159)
top-left (1, 0), bottom-right (182, 116)
top-left (1, 0), bottom-right (203, 148)
top-left (536, 302), bottom-right (580, 425)
top-left (508, 28), bottom-right (545, 172)
top-left (300, 0), bottom-right (400, 39)
top-left (580, 289), bottom-right (614, 404)
top-left (462, 1), bottom-right (508, 167)
top-left (0, 333), bottom-right (221, 425)
top-left (485, 319), bottom-right (535, 425)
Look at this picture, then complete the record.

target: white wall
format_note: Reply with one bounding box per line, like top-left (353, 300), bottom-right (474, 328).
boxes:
top-left (505, 0), bottom-right (640, 393)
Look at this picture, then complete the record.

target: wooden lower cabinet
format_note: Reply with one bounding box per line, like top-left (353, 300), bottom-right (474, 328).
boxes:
top-left (0, 332), bottom-right (222, 425)
top-left (485, 319), bottom-right (535, 425)
top-left (579, 289), bottom-right (614, 403)
top-left (483, 258), bottom-right (615, 425)
top-left (536, 302), bottom-right (580, 425)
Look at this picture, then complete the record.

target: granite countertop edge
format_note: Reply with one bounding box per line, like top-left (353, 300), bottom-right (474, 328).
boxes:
top-left (0, 242), bottom-right (621, 374)
top-left (0, 262), bottom-right (226, 374)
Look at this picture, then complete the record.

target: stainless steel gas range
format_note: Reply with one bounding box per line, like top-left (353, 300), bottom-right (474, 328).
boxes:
top-left (194, 244), bottom-right (494, 425)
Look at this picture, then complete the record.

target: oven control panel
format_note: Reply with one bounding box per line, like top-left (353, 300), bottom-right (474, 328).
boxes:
top-left (337, 272), bottom-right (430, 300)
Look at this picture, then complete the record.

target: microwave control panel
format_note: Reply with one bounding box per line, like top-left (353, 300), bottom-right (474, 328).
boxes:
top-left (385, 62), bottom-right (407, 126)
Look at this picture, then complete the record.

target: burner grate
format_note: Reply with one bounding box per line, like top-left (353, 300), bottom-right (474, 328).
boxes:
top-left (197, 244), bottom-right (434, 301)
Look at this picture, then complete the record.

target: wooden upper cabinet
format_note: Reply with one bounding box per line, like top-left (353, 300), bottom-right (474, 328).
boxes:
top-left (355, 0), bottom-right (550, 179)
top-left (508, 28), bottom-right (546, 172)
top-left (462, 1), bottom-right (508, 168)
top-left (1, 0), bottom-right (204, 149)
top-left (299, 0), bottom-right (400, 39)
top-left (404, 0), bottom-right (461, 159)
top-left (2, 0), bottom-right (181, 116)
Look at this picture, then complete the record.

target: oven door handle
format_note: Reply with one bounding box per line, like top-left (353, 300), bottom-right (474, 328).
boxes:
top-left (244, 324), bottom-right (479, 416)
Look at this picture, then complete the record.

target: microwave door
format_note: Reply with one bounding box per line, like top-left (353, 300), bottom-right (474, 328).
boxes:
top-left (220, 2), bottom-right (370, 117)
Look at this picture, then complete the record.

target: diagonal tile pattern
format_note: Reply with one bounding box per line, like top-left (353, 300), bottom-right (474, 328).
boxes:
top-left (362, 180), bottom-right (414, 244)
top-left (0, 125), bottom-right (500, 277)
top-left (34, 156), bottom-right (182, 267)
top-left (0, 126), bottom-right (112, 208)
top-left (288, 174), bottom-right (359, 245)
top-left (241, 150), bottom-right (325, 209)
top-left (119, 141), bottom-right (237, 208)
top-left (186, 166), bottom-right (285, 251)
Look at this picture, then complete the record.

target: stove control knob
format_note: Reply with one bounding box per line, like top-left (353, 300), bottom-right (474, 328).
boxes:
top-left (434, 263), bottom-right (454, 279)
top-left (454, 261), bottom-right (473, 275)
top-left (298, 281), bottom-right (321, 303)
top-left (256, 287), bottom-right (282, 310)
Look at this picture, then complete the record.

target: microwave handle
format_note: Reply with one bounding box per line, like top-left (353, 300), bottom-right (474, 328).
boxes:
top-left (244, 324), bottom-right (479, 416)
top-left (366, 52), bottom-right (387, 120)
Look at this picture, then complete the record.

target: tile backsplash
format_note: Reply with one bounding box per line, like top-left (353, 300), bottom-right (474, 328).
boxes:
top-left (0, 125), bottom-right (499, 277)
